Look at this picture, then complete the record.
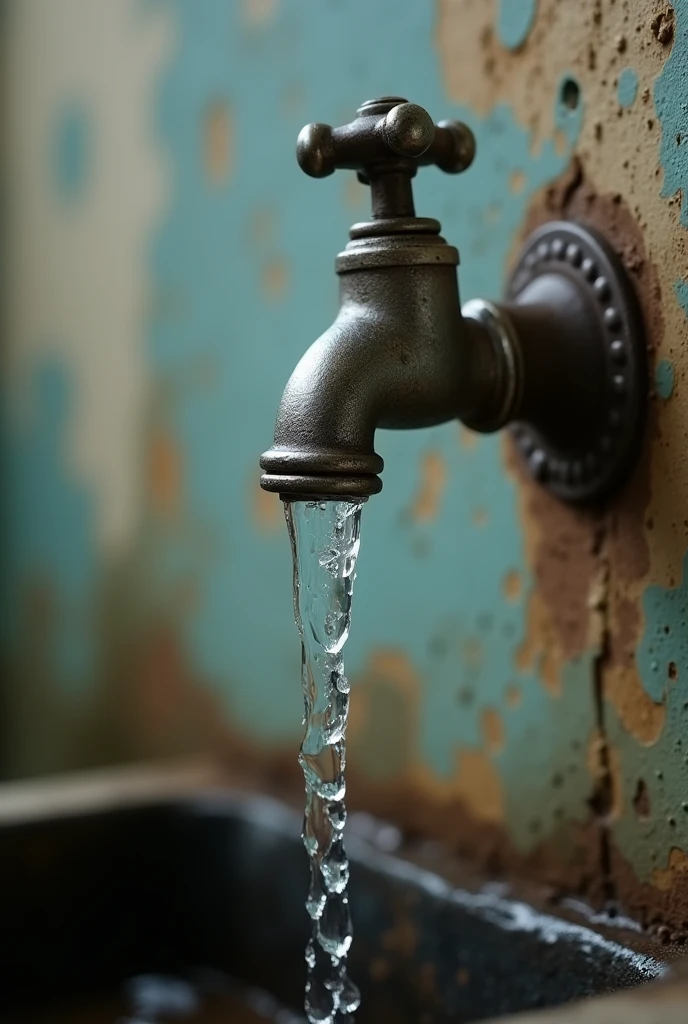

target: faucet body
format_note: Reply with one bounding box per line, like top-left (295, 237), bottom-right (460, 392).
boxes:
top-left (261, 98), bottom-right (646, 504)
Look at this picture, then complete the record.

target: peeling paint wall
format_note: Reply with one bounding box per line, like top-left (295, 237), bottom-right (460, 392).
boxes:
top-left (2, 0), bottom-right (688, 934)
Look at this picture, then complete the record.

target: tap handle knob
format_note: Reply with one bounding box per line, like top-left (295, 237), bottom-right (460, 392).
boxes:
top-left (296, 96), bottom-right (475, 181)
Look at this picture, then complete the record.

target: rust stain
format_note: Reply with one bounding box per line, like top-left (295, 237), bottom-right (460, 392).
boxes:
top-left (652, 847), bottom-right (688, 893)
top-left (509, 169), bottom-right (526, 194)
top-left (452, 748), bottom-right (505, 824)
top-left (204, 101), bottom-right (233, 185)
top-left (481, 707), bottom-right (504, 754)
top-left (349, 650), bottom-right (419, 783)
top-left (252, 474), bottom-right (282, 533)
top-left (261, 257), bottom-right (289, 300)
top-left (242, 0), bottom-right (279, 27)
top-left (505, 684), bottom-right (522, 708)
top-left (381, 917), bottom-right (418, 957)
top-left (502, 568), bottom-right (522, 602)
top-left (459, 425), bottom-right (479, 450)
top-left (147, 429), bottom-right (182, 517)
top-left (411, 450), bottom-right (447, 522)
top-left (607, 596), bottom-right (665, 744)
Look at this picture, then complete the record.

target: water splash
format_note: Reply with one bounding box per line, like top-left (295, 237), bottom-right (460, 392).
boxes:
top-left (285, 500), bottom-right (363, 1024)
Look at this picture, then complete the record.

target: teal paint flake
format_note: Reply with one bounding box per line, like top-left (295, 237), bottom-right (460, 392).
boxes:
top-left (611, 551), bottom-right (688, 881)
top-left (637, 552), bottom-right (688, 704)
top-left (53, 102), bottom-right (92, 202)
top-left (675, 278), bottom-right (688, 316)
top-left (497, 0), bottom-right (538, 51)
top-left (617, 68), bottom-right (639, 109)
top-left (654, 1), bottom-right (688, 227)
top-left (0, 361), bottom-right (97, 689)
top-left (655, 358), bottom-right (675, 399)
top-left (149, 0), bottom-right (589, 844)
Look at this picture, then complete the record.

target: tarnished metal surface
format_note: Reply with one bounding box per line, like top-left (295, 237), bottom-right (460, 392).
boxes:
top-left (2, 0), bottom-right (688, 938)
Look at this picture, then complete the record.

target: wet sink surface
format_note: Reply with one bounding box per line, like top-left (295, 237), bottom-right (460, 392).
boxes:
top-left (0, 791), bottom-right (667, 1022)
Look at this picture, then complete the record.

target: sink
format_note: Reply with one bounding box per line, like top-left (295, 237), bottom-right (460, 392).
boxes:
top-left (0, 788), bottom-right (670, 1022)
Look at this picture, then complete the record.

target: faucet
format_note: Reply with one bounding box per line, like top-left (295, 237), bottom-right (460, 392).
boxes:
top-left (260, 97), bottom-right (647, 504)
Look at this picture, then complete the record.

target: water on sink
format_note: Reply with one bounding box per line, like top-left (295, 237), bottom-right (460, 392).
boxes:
top-left (285, 500), bottom-right (364, 1024)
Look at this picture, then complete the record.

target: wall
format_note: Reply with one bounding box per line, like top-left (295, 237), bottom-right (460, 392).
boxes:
top-left (2, 0), bottom-right (688, 934)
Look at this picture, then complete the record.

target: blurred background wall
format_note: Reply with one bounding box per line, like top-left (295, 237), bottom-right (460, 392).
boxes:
top-left (2, 0), bottom-right (688, 932)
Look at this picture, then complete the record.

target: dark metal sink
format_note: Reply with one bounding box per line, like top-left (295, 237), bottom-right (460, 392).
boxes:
top-left (0, 789), bottom-right (670, 1022)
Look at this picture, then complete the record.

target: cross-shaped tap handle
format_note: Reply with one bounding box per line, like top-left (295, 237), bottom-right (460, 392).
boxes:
top-left (297, 96), bottom-right (475, 219)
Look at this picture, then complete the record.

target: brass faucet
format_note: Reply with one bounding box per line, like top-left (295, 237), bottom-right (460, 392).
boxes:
top-left (261, 97), bottom-right (646, 504)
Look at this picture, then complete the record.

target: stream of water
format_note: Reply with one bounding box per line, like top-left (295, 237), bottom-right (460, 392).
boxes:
top-left (285, 499), bottom-right (364, 1024)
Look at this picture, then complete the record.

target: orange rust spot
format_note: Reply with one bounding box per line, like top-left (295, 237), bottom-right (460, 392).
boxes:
top-left (453, 748), bottom-right (504, 824)
top-left (147, 429), bottom-right (182, 517)
top-left (502, 568), bottom-right (522, 602)
top-left (253, 475), bottom-right (282, 533)
top-left (554, 129), bottom-right (568, 156)
top-left (481, 707), bottom-right (504, 754)
top-left (368, 650), bottom-right (419, 692)
top-left (472, 506), bottom-right (488, 527)
top-left (509, 170), bottom-right (526, 194)
top-left (505, 684), bottom-right (522, 708)
top-left (381, 917), bottom-right (418, 957)
top-left (605, 595), bottom-right (666, 744)
top-left (460, 424), bottom-right (478, 450)
top-left (604, 665), bottom-right (666, 745)
top-left (343, 175), bottom-right (367, 208)
top-left (242, 0), bottom-right (278, 26)
top-left (652, 847), bottom-right (688, 893)
top-left (261, 257), bottom-right (289, 300)
top-left (204, 101), bottom-right (232, 185)
top-left (350, 650), bottom-right (420, 782)
top-left (412, 450), bottom-right (447, 522)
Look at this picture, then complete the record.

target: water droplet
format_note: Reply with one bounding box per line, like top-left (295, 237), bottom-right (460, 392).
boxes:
top-left (317, 894), bottom-right (353, 958)
top-left (321, 838), bottom-right (350, 894)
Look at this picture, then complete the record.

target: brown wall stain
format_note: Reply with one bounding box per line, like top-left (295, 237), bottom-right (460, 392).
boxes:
top-left (252, 472), bottom-right (282, 533)
top-left (481, 707), bottom-right (505, 754)
top-left (261, 257), bottom-right (289, 300)
top-left (204, 101), bottom-right (233, 186)
top-left (411, 450), bottom-right (447, 523)
top-left (147, 429), bottom-right (183, 518)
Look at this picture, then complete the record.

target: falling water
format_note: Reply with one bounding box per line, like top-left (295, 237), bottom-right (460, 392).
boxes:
top-left (285, 499), bottom-right (364, 1024)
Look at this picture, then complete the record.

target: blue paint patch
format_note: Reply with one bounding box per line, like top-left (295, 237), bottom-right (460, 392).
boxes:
top-left (655, 358), bottom-right (675, 399)
top-left (675, 278), bottom-right (688, 316)
top-left (617, 68), bottom-right (639, 109)
top-left (148, 0), bottom-right (588, 842)
top-left (497, 0), bottom-right (538, 51)
top-left (654, 1), bottom-right (688, 227)
top-left (0, 361), bottom-right (97, 689)
top-left (637, 552), bottom-right (688, 703)
top-left (53, 102), bottom-right (92, 201)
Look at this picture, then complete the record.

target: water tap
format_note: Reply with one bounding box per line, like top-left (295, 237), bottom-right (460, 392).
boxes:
top-left (260, 97), bottom-right (647, 504)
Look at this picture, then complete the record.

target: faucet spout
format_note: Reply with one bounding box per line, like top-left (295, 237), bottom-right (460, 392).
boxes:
top-left (260, 224), bottom-right (504, 499)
